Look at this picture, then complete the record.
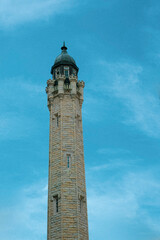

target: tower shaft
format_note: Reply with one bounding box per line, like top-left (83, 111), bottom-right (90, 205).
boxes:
top-left (46, 72), bottom-right (88, 239)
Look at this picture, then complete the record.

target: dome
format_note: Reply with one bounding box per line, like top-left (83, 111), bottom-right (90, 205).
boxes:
top-left (51, 42), bottom-right (79, 74)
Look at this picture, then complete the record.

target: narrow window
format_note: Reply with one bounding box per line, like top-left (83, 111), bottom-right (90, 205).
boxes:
top-left (80, 199), bottom-right (83, 213)
top-left (79, 195), bottom-right (84, 213)
top-left (78, 118), bottom-right (80, 128)
top-left (76, 115), bottom-right (81, 128)
top-left (64, 67), bottom-right (69, 77)
top-left (56, 115), bottom-right (59, 127)
top-left (56, 197), bottom-right (58, 213)
top-left (64, 78), bottom-right (70, 89)
top-left (64, 70), bottom-right (69, 77)
top-left (53, 195), bottom-right (58, 213)
top-left (67, 155), bottom-right (70, 168)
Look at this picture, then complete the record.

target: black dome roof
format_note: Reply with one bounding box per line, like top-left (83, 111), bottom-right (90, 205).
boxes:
top-left (51, 43), bottom-right (79, 74)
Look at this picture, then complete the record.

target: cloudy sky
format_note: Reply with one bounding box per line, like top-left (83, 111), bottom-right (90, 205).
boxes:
top-left (0, 0), bottom-right (160, 239)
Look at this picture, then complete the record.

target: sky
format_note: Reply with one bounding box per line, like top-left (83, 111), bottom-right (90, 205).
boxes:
top-left (0, 0), bottom-right (160, 239)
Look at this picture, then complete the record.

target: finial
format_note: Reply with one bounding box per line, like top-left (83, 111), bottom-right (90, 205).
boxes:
top-left (61, 41), bottom-right (67, 51)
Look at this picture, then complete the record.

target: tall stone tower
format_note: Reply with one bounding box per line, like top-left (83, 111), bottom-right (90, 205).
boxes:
top-left (46, 43), bottom-right (89, 240)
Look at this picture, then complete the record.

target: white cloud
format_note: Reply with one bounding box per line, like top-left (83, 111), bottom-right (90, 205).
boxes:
top-left (0, 180), bottom-right (48, 240)
top-left (97, 61), bottom-right (160, 138)
top-left (0, 0), bottom-right (73, 28)
top-left (90, 148), bottom-right (139, 171)
top-left (87, 170), bottom-right (160, 240)
top-left (90, 158), bottom-right (136, 171)
top-left (0, 171), bottom-right (159, 240)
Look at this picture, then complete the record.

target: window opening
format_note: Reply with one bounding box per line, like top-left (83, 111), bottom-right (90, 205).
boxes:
top-left (54, 80), bottom-right (58, 90)
top-left (80, 199), bottom-right (83, 213)
top-left (67, 155), bottom-right (70, 168)
top-left (64, 67), bottom-right (69, 77)
top-left (65, 70), bottom-right (69, 77)
top-left (79, 195), bottom-right (84, 213)
top-left (76, 115), bottom-right (81, 128)
top-left (56, 197), bottom-right (58, 213)
top-left (56, 115), bottom-right (59, 127)
top-left (64, 78), bottom-right (70, 89)
top-left (53, 195), bottom-right (58, 213)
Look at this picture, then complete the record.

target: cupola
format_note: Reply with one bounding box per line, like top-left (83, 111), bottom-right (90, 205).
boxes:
top-left (51, 42), bottom-right (79, 79)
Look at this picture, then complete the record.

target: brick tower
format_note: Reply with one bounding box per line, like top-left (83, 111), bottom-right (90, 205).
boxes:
top-left (46, 43), bottom-right (89, 240)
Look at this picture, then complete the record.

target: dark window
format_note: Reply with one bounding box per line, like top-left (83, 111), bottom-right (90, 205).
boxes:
top-left (54, 80), bottom-right (58, 86)
top-left (56, 116), bottom-right (59, 127)
top-left (65, 70), bottom-right (69, 77)
top-left (64, 67), bottom-right (69, 77)
top-left (80, 199), bottom-right (83, 213)
top-left (56, 197), bottom-right (58, 213)
top-left (64, 78), bottom-right (70, 89)
top-left (67, 155), bottom-right (70, 168)
top-left (53, 195), bottom-right (58, 213)
top-left (79, 196), bottom-right (84, 213)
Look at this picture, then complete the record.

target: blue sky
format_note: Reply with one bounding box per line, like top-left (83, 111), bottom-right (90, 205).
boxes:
top-left (0, 0), bottom-right (160, 239)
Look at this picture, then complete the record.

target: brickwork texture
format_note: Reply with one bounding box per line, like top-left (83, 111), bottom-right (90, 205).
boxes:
top-left (46, 73), bottom-right (89, 240)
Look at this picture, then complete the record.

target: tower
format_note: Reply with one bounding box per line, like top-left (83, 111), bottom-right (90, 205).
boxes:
top-left (46, 43), bottom-right (89, 240)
